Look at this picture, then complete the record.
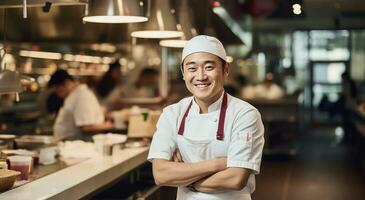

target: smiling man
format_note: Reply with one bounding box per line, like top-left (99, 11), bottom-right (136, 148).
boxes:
top-left (148, 35), bottom-right (265, 200)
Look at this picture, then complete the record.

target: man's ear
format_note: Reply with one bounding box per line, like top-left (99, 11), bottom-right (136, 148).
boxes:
top-left (180, 65), bottom-right (185, 80)
top-left (224, 63), bottom-right (229, 76)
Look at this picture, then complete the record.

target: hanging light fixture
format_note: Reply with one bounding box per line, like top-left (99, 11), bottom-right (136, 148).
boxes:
top-left (130, 0), bottom-right (183, 39)
top-left (159, 39), bottom-right (187, 48)
top-left (0, 70), bottom-right (22, 94)
top-left (83, 0), bottom-right (149, 23)
top-left (159, 0), bottom-right (197, 48)
top-left (0, 10), bottom-right (34, 98)
top-left (0, 48), bottom-right (34, 98)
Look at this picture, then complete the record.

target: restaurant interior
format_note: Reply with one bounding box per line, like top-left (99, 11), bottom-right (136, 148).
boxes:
top-left (0, 0), bottom-right (365, 199)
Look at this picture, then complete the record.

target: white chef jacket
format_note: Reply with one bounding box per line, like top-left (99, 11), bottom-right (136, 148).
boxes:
top-left (54, 84), bottom-right (104, 140)
top-left (148, 92), bottom-right (265, 198)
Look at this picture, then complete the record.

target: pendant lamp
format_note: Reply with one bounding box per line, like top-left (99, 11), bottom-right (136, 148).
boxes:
top-left (0, 48), bottom-right (35, 95)
top-left (83, 0), bottom-right (148, 23)
top-left (0, 9), bottom-right (34, 96)
top-left (0, 70), bottom-right (22, 94)
top-left (130, 0), bottom-right (183, 39)
top-left (159, 0), bottom-right (197, 48)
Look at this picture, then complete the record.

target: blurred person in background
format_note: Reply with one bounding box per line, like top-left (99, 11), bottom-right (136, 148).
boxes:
top-left (255, 73), bottom-right (285, 100)
top-left (237, 74), bottom-right (256, 100)
top-left (49, 69), bottom-right (114, 140)
top-left (95, 61), bottom-right (126, 111)
top-left (131, 68), bottom-right (160, 98)
top-left (339, 71), bottom-right (358, 143)
top-left (148, 35), bottom-right (264, 200)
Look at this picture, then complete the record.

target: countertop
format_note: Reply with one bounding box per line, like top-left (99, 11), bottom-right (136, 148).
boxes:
top-left (0, 146), bottom-right (149, 200)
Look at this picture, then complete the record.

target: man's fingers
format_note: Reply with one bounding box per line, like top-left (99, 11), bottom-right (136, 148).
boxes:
top-left (176, 149), bottom-right (183, 162)
top-left (173, 152), bottom-right (179, 162)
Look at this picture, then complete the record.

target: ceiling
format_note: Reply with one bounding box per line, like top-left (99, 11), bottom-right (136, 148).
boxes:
top-left (0, 0), bottom-right (363, 46)
top-left (246, 0), bottom-right (365, 30)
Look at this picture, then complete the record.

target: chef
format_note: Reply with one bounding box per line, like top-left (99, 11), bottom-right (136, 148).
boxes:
top-left (48, 69), bottom-right (114, 140)
top-left (148, 35), bottom-right (265, 200)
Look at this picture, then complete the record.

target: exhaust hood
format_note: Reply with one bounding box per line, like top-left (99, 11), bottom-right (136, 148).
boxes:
top-left (0, 0), bottom-right (85, 8)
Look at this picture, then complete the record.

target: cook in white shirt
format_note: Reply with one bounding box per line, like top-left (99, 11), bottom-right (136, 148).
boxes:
top-left (49, 70), bottom-right (114, 140)
top-left (148, 35), bottom-right (265, 200)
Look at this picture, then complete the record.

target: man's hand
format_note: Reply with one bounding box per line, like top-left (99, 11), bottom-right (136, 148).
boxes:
top-left (172, 149), bottom-right (183, 162)
top-left (192, 177), bottom-right (209, 192)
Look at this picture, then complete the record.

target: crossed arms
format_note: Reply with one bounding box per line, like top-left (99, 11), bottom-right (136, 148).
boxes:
top-left (152, 150), bottom-right (251, 193)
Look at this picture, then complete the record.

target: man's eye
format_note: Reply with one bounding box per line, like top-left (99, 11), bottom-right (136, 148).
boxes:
top-left (205, 66), bottom-right (214, 70)
top-left (188, 67), bottom-right (196, 71)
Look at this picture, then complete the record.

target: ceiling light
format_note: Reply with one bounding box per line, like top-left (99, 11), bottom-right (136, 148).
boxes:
top-left (292, 3), bottom-right (302, 15)
top-left (19, 50), bottom-right (62, 60)
top-left (159, 0), bottom-right (196, 48)
top-left (83, 0), bottom-right (148, 23)
top-left (293, 9), bottom-right (302, 15)
top-left (130, 0), bottom-right (183, 39)
top-left (292, 4), bottom-right (301, 10)
top-left (159, 40), bottom-right (187, 48)
top-left (0, 70), bottom-right (22, 94)
top-left (226, 56), bottom-right (233, 63)
top-left (132, 31), bottom-right (183, 39)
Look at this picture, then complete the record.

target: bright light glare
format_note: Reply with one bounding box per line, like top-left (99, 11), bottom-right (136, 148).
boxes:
top-left (131, 31), bottom-right (183, 39)
top-left (293, 9), bottom-right (302, 15)
top-left (292, 3), bottom-right (302, 15)
top-left (83, 16), bottom-right (148, 23)
top-left (292, 4), bottom-right (301, 10)
top-left (226, 56), bottom-right (233, 63)
top-left (159, 40), bottom-right (187, 48)
top-left (19, 50), bottom-right (62, 60)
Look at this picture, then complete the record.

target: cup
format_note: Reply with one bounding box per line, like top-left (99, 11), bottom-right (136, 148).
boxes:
top-left (39, 147), bottom-right (56, 165)
top-left (92, 134), bottom-right (106, 155)
top-left (111, 111), bottom-right (126, 129)
top-left (7, 156), bottom-right (32, 180)
top-left (92, 135), bottom-right (114, 156)
top-left (102, 144), bottom-right (113, 156)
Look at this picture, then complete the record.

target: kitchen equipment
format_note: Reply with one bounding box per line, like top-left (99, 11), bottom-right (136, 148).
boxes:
top-left (0, 134), bottom-right (16, 149)
top-left (15, 135), bottom-right (58, 149)
top-left (128, 110), bottom-right (161, 138)
top-left (92, 133), bottom-right (127, 156)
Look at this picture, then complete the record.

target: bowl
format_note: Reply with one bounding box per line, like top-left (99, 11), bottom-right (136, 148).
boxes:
top-left (0, 169), bottom-right (20, 192)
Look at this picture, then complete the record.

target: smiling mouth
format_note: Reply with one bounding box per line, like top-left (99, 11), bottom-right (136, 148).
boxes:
top-left (194, 83), bottom-right (211, 88)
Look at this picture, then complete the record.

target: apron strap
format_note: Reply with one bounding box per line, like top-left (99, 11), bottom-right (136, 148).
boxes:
top-left (216, 92), bottom-right (227, 140)
top-left (178, 92), bottom-right (228, 140)
top-left (178, 101), bottom-right (193, 135)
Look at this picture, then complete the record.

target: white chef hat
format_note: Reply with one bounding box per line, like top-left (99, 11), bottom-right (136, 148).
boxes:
top-left (181, 35), bottom-right (226, 63)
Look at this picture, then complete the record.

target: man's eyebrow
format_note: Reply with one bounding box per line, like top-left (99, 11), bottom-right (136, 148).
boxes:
top-left (203, 60), bottom-right (217, 65)
top-left (184, 60), bottom-right (217, 66)
top-left (184, 61), bottom-right (196, 66)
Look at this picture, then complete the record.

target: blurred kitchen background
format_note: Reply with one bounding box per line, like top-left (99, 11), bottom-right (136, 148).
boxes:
top-left (0, 0), bottom-right (365, 199)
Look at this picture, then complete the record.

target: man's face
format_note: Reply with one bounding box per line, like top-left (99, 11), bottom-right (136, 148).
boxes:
top-left (182, 52), bottom-right (228, 104)
top-left (53, 84), bottom-right (69, 98)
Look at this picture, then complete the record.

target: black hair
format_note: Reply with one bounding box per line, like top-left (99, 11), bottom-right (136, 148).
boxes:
top-left (341, 71), bottom-right (357, 98)
top-left (46, 92), bottom-right (64, 113)
top-left (48, 69), bottom-right (74, 88)
top-left (139, 68), bottom-right (159, 76)
top-left (236, 74), bottom-right (248, 86)
top-left (96, 61), bottom-right (122, 98)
